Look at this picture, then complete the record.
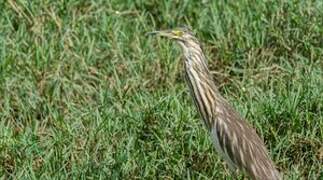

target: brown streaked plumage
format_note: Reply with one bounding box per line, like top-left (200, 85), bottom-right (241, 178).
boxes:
top-left (147, 27), bottom-right (281, 180)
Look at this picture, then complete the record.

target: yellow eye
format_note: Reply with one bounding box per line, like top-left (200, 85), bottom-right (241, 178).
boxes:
top-left (172, 30), bottom-right (183, 37)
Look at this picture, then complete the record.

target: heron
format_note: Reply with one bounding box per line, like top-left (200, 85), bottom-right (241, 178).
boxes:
top-left (147, 27), bottom-right (281, 180)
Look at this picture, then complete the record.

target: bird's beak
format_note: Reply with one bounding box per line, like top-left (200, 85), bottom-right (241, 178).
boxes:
top-left (146, 30), bottom-right (177, 39)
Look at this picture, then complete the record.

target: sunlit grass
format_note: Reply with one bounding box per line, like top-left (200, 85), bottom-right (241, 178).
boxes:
top-left (0, 0), bottom-right (322, 179)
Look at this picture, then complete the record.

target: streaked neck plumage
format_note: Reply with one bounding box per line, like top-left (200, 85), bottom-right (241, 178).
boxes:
top-left (178, 40), bottom-right (209, 73)
top-left (177, 40), bottom-right (220, 130)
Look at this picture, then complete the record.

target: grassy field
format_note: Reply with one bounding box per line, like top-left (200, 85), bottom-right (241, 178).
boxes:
top-left (0, 0), bottom-right (322, 179)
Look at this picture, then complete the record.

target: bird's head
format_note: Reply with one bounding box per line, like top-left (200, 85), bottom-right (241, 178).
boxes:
top-left (146, 27), bottom-right (200, 50)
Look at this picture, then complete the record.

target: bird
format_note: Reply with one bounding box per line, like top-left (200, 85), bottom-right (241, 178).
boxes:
top-left (147, 27), bottom-right (281, 180)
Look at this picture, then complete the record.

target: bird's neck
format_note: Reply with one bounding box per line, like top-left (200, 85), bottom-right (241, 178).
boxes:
top-left (183, 46), bottom-right (211, 79)
top-left (182, 45), bottom-right (221, 129)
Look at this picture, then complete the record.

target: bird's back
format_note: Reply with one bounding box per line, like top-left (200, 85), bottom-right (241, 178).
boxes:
top-left (210, 95), bottom-right (281, 180)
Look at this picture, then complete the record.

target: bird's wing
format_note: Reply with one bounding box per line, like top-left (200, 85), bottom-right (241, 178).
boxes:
top-left (213, 98), bottom-right (280, 179)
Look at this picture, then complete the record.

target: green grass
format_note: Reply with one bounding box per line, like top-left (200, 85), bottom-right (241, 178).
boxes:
top-left (0, 0), bottom-right (322, 179)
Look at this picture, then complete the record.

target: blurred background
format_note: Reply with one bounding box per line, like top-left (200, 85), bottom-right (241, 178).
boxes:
top-left (0, 0), bottom-right (322, 179)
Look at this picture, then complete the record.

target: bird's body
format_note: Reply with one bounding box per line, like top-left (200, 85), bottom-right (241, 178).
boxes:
top-left (148, 27), bottom-right (280, 180)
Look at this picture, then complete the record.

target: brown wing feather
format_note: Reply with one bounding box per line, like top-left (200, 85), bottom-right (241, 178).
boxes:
top-left (215, 97), bottom-right (280, 180)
